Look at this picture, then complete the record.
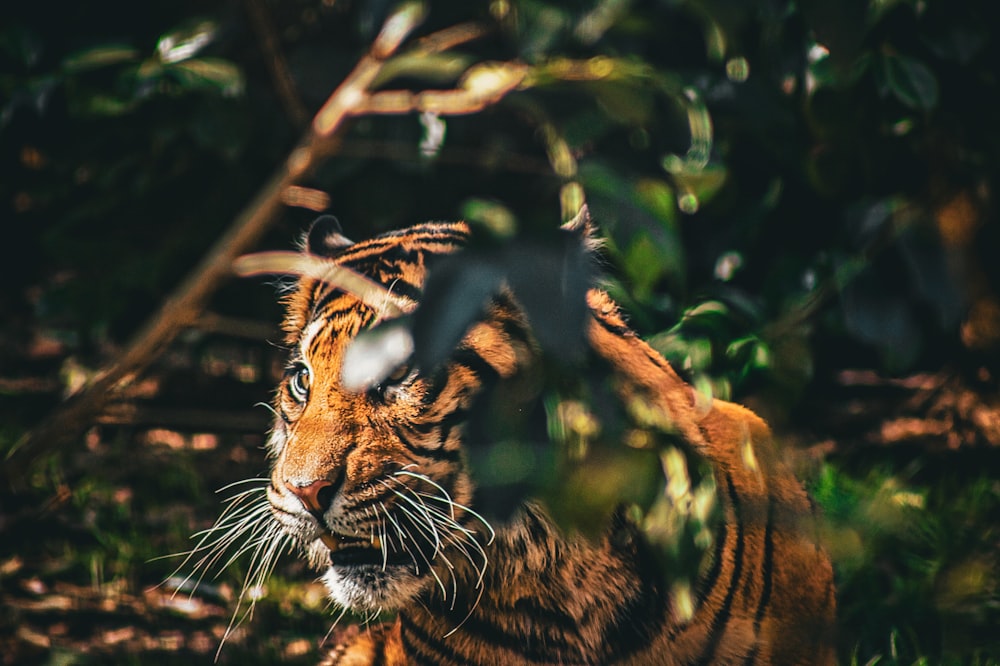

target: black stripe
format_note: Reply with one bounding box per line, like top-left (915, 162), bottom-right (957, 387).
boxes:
top-left (307, 279), bottom-right (324, 311)
top-left (742, 643), bottom-right (760, 665)
top-left (601, 581), bottom-right (668, 662)
top-left (740, 496), bottom-right (775, 666)
top-left (497, 596), bottom-right (580, 633)
top-left (435, 409), bottom-right (466, 450)
top-left (320, 302), bottom-right (366, 322)
top-left (308, 291), bottom-right (376, 326)
top-left (600, 528), bottom-right (669, 661)
top-left (591, 310), bottom-right (632, 338)
top-left (336, 227), bottom-right (467, 264)
top-left (399, 613), bottom-right (466, 666)
top-left (344, 484), bottom-right (394, 515)
top-left (693, 474), bottom-right (746, 666)
top-left (451, 346), bottom-right (500, 385)
top-left (370, 630), bottom-right (386, 666)
top-left (521, 504), bottom-right (554, 544)
top-left (489, 292), bottom-right (531, 346)
top-left (695, 499), bottom-right (730, 606)
top-left (395, 226), bottom-right (468, 245)
top-left (410, 404), bottom-right (468, 439)
top-left (419, 366), bottom-right (452, 407)
top-left (347, 248), bottom-right (418, 274)
top-left (446, 606), bottom-right (585, 663)
top-left (381, 222), bottom-right (467, 240)
top-left (347, 468), bottom-right (460, 514)
top-left (353, 243), bottom-right (419, 263)
top-left (408, 348), bottom-right (498, 445)
top-left (331, 254), bottom-right (426, 302)
top-left (392, 424), bottom-right (463, 462)
top-left (753, 497), bottom-right (775, 627)
top-left (381, 275), bottom-right (422, 302)
top-left (498, 315), bottom-right (531, 349)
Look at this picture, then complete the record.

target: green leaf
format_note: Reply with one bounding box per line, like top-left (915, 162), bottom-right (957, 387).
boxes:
top-left (374, 52), bottom-right (472, 88)
top-left (879, 52), bottom-right (939, 110)
top-left (633, 178), bottom-right (678, 227)
top-left (81, 93), bottom-right (134, 116)
top-left (460, 198), bottom-right (517, 239)
top-left (156, 19), bottom-right (216, 64)
top-left (799, 0), bottom-right (869, 80)
top-left (623, 232), bottom-right (669, 299)
top-left (661, 161), bottom-right (727, 214)
top-left (593, 80), bottom-right (654, 127)
top-left (169, 58), bottom-right (244, 96)
top-left (62, 45), bottom-right (139, 73)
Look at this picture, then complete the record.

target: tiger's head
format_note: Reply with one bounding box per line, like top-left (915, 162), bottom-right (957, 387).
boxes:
top-left (266, 215), bottom-right (532, 614)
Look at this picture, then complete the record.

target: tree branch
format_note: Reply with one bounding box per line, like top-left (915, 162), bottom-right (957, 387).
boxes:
top-left (3, 3), bottom-right (531, 490)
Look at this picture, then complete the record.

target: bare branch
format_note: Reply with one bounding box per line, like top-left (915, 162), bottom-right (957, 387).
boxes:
top-left (280, 185), bottom-right (331, 212)
top-left (2, 6), bottom-right (531, 489)
top-left (233, 251), bottom-right (414, 318)
top-left (361, 62), bottom-right (528, 115)
top-left (406, 21), bottom-right (491, 56)
top-left (242, 0), bottom-right (309, 127)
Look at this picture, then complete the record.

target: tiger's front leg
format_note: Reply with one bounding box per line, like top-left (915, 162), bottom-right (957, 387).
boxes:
top-left (320, 621), bottom-right (405, 666)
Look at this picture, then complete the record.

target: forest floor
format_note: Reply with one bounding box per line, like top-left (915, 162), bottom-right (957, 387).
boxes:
top-left (0, 335), bottom-right (345, 665)
top-left (2, 333), bottom-right (999, 665)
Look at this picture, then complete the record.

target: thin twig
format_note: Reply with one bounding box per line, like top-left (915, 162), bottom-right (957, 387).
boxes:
top-left (406, 21), bottom-right (491, 56)
top-left (360, 62), bottom-right (528, 115)
top-left (281, 185), bottom-right (331, 212)
top-left (242, 0), bottom-right (309, 127)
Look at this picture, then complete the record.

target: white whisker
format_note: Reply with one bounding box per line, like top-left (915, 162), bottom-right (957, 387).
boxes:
top-left (160, 476), bottom-right (291, 659)
top-left (373, 469), bottom-right (495, 612)
top-left (320, 605), bottom-right (351, 648)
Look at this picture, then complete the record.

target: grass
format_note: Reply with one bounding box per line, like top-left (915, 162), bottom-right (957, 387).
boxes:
top-left (0, 426), bottom-right (339, 665)
top-left (814, 456), bottom-right (1000, 665)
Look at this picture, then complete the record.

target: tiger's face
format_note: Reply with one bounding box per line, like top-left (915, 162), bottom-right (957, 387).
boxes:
top-left (265, 217), bottom-right (521, 613)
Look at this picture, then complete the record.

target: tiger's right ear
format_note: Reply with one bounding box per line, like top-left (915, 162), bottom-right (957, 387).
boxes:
top-left (306, 214), bottom-right (354, 256)
top-left (560, 204), bottom-right (603, 253)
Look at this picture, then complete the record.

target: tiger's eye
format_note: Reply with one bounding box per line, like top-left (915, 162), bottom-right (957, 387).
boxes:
top-left (385, 363), bottom-right (411, 385)
top-left (288, 364), bottom-right (311, 403)
top-left (370, 363), bottom-right (413, 402)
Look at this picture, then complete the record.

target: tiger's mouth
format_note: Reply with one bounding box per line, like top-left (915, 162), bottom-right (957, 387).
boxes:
top-left (319, 532), bottom-right (344, 551)
top-left (318, 532), bottom-right (382, 553)
top-left (318, 532), bottom-right (411, 568)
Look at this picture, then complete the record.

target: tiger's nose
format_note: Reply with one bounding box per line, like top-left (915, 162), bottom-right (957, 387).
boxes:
top-left (285, 479), bottom-right (335, 514)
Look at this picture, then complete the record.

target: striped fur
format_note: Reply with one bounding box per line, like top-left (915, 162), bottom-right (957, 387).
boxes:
top-left (264, 216), bottom-right (836, 665)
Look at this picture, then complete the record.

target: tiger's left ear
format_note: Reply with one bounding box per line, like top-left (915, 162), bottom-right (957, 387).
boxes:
top-left (306, 214), bottom-right (354, 257)
top-left (560, 204), bottom-right (603, 253)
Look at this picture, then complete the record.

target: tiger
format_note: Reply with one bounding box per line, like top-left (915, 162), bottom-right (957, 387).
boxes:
top-left (252, 209), bottom-right (836, 665)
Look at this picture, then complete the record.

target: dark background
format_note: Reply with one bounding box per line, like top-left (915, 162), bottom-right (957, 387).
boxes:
top-left (2, 0), bottom-right (999, 663)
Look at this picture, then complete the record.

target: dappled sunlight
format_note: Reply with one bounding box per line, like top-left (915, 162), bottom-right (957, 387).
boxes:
top-left (3, 0), bottom-right (999, 663)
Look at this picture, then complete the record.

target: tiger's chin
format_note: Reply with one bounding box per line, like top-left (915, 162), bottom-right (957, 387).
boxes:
top-left (297, 536), bottom-right (430, 612)
top-left (321, 562), bottom-right (429, 612)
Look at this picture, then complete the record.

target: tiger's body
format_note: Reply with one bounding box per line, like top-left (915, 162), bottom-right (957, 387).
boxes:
top-left (262, 214), bottom-right (836, 665)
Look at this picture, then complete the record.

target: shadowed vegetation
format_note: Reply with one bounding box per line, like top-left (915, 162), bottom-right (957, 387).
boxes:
top-left (2, 0), bottom-right (999, 663)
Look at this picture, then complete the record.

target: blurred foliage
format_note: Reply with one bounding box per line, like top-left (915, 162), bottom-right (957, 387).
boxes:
top-left (3, 0), bottom-right (1000, 663)
top-left (815, 460), bottom-right (1000, 663)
